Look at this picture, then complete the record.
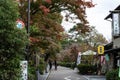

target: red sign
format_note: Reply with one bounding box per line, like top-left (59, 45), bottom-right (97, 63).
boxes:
top-left (16, 19), bottom-right (25, 29)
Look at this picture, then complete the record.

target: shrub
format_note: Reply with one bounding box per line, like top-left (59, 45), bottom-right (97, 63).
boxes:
top-left (58, 62), bottom-right (75, 69)
top-left (38, 58), bottom-right (45, 74)
top-left (28, 66), bottom-right (36, 80)
top-left (77, 64), bottom-right (97, 75)
top-left (106, 69), bottom-right (120, 80)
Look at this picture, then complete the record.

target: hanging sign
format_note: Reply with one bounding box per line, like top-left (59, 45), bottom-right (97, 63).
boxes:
top-left (112, 13), bottom-right (120, 36)
top-left (98, 45), bottom-right (104, 54)
top-left (105, 54), bottom-right (109, 61)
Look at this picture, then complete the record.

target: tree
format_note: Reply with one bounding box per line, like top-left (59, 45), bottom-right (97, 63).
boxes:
top-left (59, 26), bottom-right (107, 64)
top-left (16, 0), bottom-right (95, 74)
top-left (17, 0), bottom-right (95, 53)
top-left (0, 0), bottom-right (28, 79)
top-left (69, 25), bottom-right (107, 50)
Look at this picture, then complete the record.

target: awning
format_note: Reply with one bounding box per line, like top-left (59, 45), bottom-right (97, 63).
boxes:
top-left (104, 47), bottom-right (120, 54)
top-left (105, 5), bottom-right (120, 20)
top-left (104, 42), bottom-right (113, 50)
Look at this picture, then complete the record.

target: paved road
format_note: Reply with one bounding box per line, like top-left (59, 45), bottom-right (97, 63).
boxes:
top-left (47, 66), bottom-right (88, 80)
top-left (47, 66), bottom-right (106, 80)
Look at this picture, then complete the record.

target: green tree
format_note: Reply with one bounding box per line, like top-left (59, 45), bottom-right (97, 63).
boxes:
top-left (18, 0), bottom-right (95, 54)
top-left (59, 26), bottom-right (108, 64)
top-left (0, 0), bottom-right (28, 79)
top-left (17, 0), bottom-right (95, 76)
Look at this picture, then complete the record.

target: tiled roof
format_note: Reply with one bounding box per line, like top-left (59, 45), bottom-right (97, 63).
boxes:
top-left (105, 5), bottom-right (120, 20)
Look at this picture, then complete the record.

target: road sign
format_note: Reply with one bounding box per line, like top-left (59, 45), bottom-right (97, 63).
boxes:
top-left (98, 45), bottom-right (104, 54)
top-left (16, 19), bottom-right (25, 29)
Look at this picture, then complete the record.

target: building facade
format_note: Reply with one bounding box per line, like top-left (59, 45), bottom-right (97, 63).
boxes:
top-left (104, 5), bottom-right (120, 71)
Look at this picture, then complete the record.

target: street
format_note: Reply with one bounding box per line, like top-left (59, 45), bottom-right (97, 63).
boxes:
top-left (47, 66), bottom-right (106, 80)
top-left (47, 66), bottom-right (88, 80)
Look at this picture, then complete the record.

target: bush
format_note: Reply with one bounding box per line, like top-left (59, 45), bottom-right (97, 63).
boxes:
top-left (106, 69), bottom-right (120, 80)
top-left (77, 64), bottom-right (97, 75)
top-left (58, 62), bottom-right (75, 69)
top-left (38, 58), bottom-right (45, 75)
top-left (28, 66), bottom-right (36, 80)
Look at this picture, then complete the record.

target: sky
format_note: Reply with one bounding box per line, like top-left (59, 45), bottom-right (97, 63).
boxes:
top-left (86, 0), bottom-right (120, 41)
top-left (62, 0), bottom-right (120, 41)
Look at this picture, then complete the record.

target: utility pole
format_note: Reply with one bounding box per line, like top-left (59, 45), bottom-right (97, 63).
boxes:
top-left (26, 0), bottom-right (30, 60)
top-left (27, 0), bottom-right (30, 34)
top-left (20, 1), bottom-right (30, 80)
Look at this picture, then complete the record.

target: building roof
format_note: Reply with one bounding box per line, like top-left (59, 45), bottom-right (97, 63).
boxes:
top-left (104, 42), bottom-right (113, 50)
top-left (104, 47), bottom-right (120, 54)
top-left (105, 5), bottom-right (120, 20)
top-left (82, 50), bottom-right (96, 55)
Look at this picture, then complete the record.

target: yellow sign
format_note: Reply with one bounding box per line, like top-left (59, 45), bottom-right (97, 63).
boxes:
top-left (40, 48), bottom-right (45, 54)
top-left (98, 45), bottom-right (104, 54)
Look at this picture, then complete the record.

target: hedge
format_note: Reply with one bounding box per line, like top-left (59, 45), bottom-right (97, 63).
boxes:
top-left (106, 69), bottom-right (120, 80)
top-left (58, 62), bottom-right (75, 69)
top-left (77, 64), bottom-right (97, 75)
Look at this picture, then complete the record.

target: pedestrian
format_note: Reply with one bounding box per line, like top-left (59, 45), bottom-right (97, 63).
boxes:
top-left (97, 63), bottom-right (101, 75)
top-left (54, 60), bottom-right (57, 70)
top-left (48, 59), bottom-right (52, 70)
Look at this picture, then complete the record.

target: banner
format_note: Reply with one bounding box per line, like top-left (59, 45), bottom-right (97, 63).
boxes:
top-left (77, 52), bottom-right (81, 65)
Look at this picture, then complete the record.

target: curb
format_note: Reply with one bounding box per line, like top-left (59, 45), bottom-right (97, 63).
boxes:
top-left (83, 75), bottom-right (106, 80)
top-left (83, 76), bottom-right (89, 80)
top-left (43, 71), bottom-right (51, 80)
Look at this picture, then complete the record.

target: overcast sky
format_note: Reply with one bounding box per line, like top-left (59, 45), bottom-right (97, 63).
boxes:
top-left (86, 0), bottom-right (120, 41)
top-left (62, 0), bottom-right (120, 41)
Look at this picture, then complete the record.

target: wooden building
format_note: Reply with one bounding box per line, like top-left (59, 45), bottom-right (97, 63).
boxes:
top-left (104, 5), bottom-right (120, 71)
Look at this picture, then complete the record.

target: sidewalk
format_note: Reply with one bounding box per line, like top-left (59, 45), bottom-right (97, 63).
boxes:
top-left (39, 72), bottom-right (50, 80)
top-left (83, 75), bottom-right (106, 80)
top-left (37, 65), bottom-right (51, 80)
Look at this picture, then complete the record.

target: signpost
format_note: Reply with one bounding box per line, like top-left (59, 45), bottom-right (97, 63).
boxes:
top-left (77, 52), bottom-right (81, 65)
top-left (20, 61), bottom-right (28, 80)
top-left (98, 45), bottom-right (104, 55)
top-left (117, 59), bottom-right (120, 78)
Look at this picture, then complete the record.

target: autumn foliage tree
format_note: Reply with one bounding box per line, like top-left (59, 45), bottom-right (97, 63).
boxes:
top-left (59, 26), bottom-right (107, 64)
top-left (18, 0), bottom-right (94, 55)
top-left (16, 1), bottom-right (95, 74)
top-left (14, 0), bottom-right (96, 78)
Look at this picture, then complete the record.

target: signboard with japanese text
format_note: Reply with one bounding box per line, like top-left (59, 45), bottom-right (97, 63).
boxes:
top-left (20, 61), bottom-right (28, 80)
top-left (112, 13), bottom-right (120, 36)
top-left (98, 45), bottom-right (104, 54)
top-left (77, 52), bottom-right (81, 65)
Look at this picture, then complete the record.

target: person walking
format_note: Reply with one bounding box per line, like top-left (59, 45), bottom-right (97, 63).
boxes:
top-left (48, 59), bottom-right (52, 70)
top-left (54, 60), bottom-right (57, 70)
